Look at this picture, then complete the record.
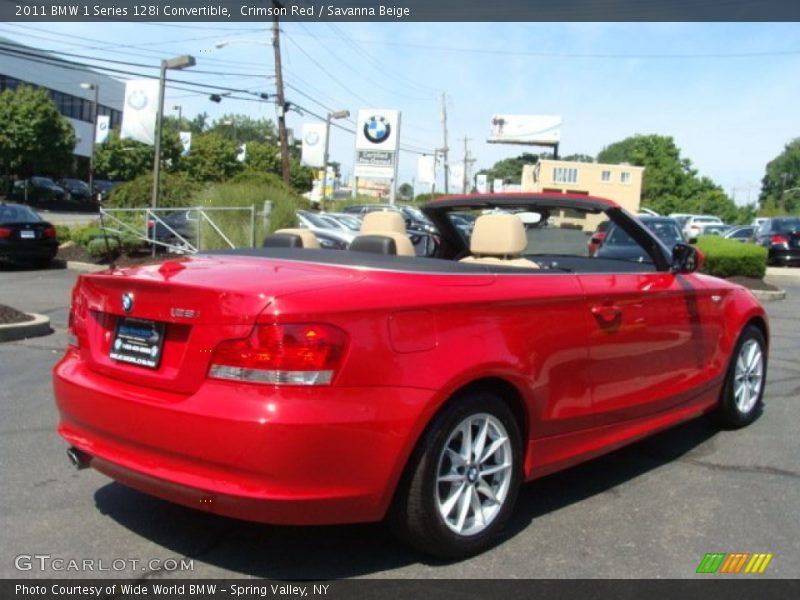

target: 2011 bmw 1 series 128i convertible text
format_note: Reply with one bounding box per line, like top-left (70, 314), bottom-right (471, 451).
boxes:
top-left (53, 194), bottom-right (768, 558)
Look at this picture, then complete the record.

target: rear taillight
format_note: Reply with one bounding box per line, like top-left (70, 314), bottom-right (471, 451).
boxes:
top-left (43, 226), bottom-right (57, 238)
top-left (209, 323), bottom-right (349, 386)
top-left (0, 227), bottom-right (12, 238)
top-left (770, 234), bottom-right (789, 246)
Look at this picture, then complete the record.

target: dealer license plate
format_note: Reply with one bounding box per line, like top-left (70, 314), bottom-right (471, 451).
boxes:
top-left (109, 317), bottom-right (166, 369)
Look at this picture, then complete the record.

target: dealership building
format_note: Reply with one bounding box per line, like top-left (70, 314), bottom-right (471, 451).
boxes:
top-left (0, 36), bottom-right (124, 170)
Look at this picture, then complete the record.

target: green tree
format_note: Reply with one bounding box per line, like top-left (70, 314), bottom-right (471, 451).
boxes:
top-left (0, 85), bottom-right (76, 184)
top-left (288, 157), bottom-right (314, 192)
top-left (561, 153), bottom-right (594, 163)
top-left (398, 182), bottom-right (414, 201)
top-left (209, 114), bottom-right (278, 145)
top-left (758, 138), bottom-right (800, 214)
top-left (598, 134), bottom-right (697, 214)
top-left (244, 141), bottom-right (281, 174)
top-left (178, 133), bottom-right (242, 183)
top-left (479, 152), bottom-right (540, 185)
top-left (94, 129), bottom-right (182, 182)
top-left (187, 112), bottom-right (209, 135)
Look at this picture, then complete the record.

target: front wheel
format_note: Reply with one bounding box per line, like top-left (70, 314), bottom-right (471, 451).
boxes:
top-left (389, 392), bottom-right (523, 559)
top-left (714, 325), bottom-right (767, 429)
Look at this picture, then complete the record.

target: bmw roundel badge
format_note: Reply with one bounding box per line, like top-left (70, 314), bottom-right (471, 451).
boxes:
top-left (364, 115), bottom-right (391, 144)
top-left (121, 292), bottom-right (134, 313)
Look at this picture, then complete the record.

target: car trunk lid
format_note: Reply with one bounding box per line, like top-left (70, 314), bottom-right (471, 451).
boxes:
top-left (72, 255), bottom-right (364, 394)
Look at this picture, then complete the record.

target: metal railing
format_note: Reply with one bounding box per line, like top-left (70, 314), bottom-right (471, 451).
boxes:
top-left (99, 206), bottom-right (256, 254)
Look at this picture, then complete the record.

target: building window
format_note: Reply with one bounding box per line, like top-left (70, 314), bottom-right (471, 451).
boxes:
top-left (601, 170), bottom-right (612, 183)
top-left (553, 167), bottom-right (578, 184)
top-left (620, 171), bottom-right (631, 184)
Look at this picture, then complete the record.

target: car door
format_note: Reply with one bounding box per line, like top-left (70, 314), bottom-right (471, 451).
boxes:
top-left (578, 255), bottom-right (709, 426)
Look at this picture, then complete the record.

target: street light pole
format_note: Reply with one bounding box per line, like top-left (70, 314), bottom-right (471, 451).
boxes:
top-left (80, 83), bottom-right (99, 198)
top-left (151, 55), bottom-right (195, 210)
top-left (322, 110), bottom-right (350, 205)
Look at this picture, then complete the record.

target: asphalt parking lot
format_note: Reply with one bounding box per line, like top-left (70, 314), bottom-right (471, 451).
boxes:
top-left (1, 265), bottom-right (798, 580)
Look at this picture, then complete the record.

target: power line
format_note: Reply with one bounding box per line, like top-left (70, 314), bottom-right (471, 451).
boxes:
top-left (286, 30), bottom-right (800, 60)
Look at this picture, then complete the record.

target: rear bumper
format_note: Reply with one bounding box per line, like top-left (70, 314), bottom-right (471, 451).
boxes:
top-left (53, 350), bottom-right (433, 525)
top-left (768, 247), bottom-right (800, 265)
top-left (0, 241), bottom-right (58, 260)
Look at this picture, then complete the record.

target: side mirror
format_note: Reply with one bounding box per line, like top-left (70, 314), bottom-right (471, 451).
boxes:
top-left (671, 243), bottom-right (704, 273)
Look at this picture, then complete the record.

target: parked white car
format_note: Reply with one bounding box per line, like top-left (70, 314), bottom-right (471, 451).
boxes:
top-left (683, 215), bottom-right (723, 240)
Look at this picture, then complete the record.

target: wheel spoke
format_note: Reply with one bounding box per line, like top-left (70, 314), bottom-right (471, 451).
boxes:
top-left (445, 447), bottom-right (466, 468)
top-left (472, 418), bottom-right (490, 464)
top-left (477, 479), bottom-right (500, 505)
top-left (440, 482), bottom-right (467, 517)
top-left (437, 471), bottom-right (463, 483)
top-left (480, 436), bottom-right (508, 465)
top-left (460, 421), bottom-right (473, 462)
top-left (454, 483), bottom-right (472, 532)
top-left (469, 485), bottom-right (485, 528)
top-left (480, 462), bottom-right (511, 477)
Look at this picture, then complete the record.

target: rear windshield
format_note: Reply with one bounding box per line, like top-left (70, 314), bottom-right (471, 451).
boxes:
top-left (773, 219), bottom-right (800, 233)
top-left (0, 205), bottom-right (42, 223)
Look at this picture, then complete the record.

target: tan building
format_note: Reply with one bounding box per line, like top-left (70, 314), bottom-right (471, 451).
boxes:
top-left (522, 159), bottom-right (644, 231)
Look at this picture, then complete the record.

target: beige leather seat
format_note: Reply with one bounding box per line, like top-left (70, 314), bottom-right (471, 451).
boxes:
top-left (459, 213), bottom-right (539, 268)
top-left (352, 211), bottom-right (415, 257)
top-left (274, 228), bottom-right (321, 249)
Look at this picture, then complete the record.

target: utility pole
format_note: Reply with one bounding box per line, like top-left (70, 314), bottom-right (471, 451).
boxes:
top-left (462, 136), bottom-right (476, 194)
top-left (440, 92), bottom-right (450, 194)
top-left (272, 3), bottom-right (290, 185)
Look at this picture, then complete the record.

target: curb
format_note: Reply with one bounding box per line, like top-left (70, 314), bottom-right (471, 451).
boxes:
top-left (66, 261), bottom-right (107, 273)
top-left (0, 313), bottom-right (52, 342)
top-left (766, 266), bottom-right (800, 279)
top-left (750, 289), bottom-right (786, 302)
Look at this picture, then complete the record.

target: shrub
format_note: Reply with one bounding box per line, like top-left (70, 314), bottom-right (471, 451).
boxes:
top-left (696, 235), bottom-right (767, 279)
top-left (86, 237), bottom-right (120, 259)
top-left (71, 225), bottom-right (105, 248)
top-left (190, 178), bottom-right (310, 250)
top-left (108, 171), bottom-right (201, 209)
top-left (55, 224), bottom-right (71, 242)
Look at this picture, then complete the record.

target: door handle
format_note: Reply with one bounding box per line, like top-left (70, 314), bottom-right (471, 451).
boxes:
top-left (591, 305), bottom-right (621, 323)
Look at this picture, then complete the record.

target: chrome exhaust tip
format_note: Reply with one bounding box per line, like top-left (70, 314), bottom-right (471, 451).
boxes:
top-left (66, 447), bottom-right (90, 470)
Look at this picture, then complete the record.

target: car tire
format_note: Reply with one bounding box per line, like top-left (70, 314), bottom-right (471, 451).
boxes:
top-left (388, 391), bottom-right (523, 559)
top-left (714, 325), bottom-right (767, 429)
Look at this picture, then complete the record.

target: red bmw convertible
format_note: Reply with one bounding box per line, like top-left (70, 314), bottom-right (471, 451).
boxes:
top-left (53, 194), bottom-right (768, 558)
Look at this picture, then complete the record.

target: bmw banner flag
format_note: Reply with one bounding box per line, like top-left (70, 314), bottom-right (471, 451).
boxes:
top-left (301, 123), bottom-right (326, 168)
top-left (95, 115), bottom-right (110, 145)
top-left (476, 173), bottom-right (489, 194)
top-left (417, 155), bottom-right (436, 187)
top-left (179, 131), bottom-right (192, 156)
top-left (120, 79), bottom-right (159, 145)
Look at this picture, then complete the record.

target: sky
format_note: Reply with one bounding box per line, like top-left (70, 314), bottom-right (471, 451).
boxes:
top-left (1, 20), bottom-right (799, 204)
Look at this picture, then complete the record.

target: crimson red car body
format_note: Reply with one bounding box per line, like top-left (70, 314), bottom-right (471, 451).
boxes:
top-left (53, 194), bottom-right (769, 557)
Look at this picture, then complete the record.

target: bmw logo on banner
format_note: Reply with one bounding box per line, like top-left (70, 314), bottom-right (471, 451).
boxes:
top-left (354, 109), bottom-right (401, 180)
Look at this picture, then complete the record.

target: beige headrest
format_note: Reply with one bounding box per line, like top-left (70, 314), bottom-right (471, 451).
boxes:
top-left (361, 211), bottom-right (406, 234)
top-left (470, 213), bottom-right (527, 257)
top-left (275, 228), bottom-right (321, 249)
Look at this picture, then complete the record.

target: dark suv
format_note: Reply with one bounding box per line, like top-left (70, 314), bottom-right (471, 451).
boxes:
top-left (752, 217), bottom-right (800, 266)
